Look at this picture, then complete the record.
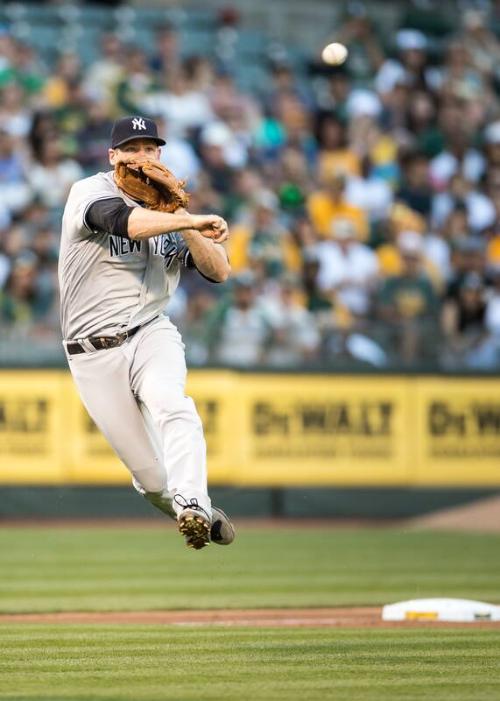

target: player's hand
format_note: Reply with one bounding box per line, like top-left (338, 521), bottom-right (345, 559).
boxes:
top-left (209, 219), bottom-right (229, 244)
top-left (191, 215), bottom-right (229, 242)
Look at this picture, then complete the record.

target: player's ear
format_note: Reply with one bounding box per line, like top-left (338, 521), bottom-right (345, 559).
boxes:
top-left (108, 148), bottom-right (117, 165)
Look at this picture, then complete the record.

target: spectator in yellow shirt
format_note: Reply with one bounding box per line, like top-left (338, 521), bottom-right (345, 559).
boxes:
top-left (375, 202), bottom-right (444, 293)
top-left (307, 170), bottom-right (369, 241)
top-left (315, 113), bottom-right (361, 182)
top-left (227, 190), bottom-right (302, 277)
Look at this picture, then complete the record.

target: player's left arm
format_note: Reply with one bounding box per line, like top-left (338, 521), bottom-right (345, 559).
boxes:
top-left (181, 229), bottom-right (231, 283)
top-left (173, 206), bottom-right (230, 283)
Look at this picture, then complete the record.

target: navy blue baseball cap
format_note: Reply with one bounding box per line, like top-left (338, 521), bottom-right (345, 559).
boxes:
top-left (110, 116), bottom-right (166, 148)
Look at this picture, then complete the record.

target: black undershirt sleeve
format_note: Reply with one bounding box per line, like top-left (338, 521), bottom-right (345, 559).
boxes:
top-left (85, 197), bottom-right (134, 238)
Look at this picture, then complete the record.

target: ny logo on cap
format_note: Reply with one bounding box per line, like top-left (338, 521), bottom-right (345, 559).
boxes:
top-left (132, 117), bottom-right (146, 130)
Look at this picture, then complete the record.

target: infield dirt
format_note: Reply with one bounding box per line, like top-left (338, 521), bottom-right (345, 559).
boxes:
top-left (2, 607), bottom-right (500, 628)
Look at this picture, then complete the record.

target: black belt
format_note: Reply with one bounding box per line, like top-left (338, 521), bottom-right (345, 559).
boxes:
top-left (66, 323), bottom-right (143, 355)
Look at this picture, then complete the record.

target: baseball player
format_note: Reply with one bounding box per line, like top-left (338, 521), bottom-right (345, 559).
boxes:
top-left (58, 115), bottom-right (235, 550)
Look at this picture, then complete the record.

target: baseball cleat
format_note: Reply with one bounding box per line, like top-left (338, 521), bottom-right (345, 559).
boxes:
top-left (175, 496), bottom-right (211, 550)
top-left (178, 510), bottom-right (211, 549)
top-left (210, 507), bottom-right (235, 545)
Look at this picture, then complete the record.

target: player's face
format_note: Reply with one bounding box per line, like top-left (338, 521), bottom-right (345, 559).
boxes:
top-left (109, 139), bottom-right (161, 165)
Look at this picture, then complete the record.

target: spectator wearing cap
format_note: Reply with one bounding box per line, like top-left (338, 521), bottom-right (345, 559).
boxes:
top-left (307, 168), bottom-right (368, 241)
top-left (381, 192), bottom-right (452, 286)
top-left (375, 203), bottom-right (426, 272)
top-left (377, 222), bottom-right (445, 296)
top-left (375, 29), bottom-right (432, 96)
top-left (315, 218), bottom-right (379, 319)
top-left (200, 121), bottom-right (248, 170)
top-left (376, 230), bottom-right (439, 363)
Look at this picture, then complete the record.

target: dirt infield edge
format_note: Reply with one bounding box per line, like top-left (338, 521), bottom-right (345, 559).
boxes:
top-left (2, 607), bottom-right (500, 628)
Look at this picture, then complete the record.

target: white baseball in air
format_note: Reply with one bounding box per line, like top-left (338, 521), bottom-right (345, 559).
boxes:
top-left (321, 42), bottom-right (348, 66)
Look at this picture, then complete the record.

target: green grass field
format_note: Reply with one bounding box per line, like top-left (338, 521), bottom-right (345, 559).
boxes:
top-left (1, 526), bottom-right (500, 612)
top-left (1, 626), bottom-right (500, 701)
top-left (1, 525), bottom-right (500, 700)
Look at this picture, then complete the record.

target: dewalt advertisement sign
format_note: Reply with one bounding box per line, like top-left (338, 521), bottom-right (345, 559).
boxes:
top-left (1, 371), bottom-right (499, 487)
top-left (415, 379), bottom-right (500, 486)
top-left (0, 371), bottom-right (67, 483)
top-left (236, 375), bottom-right (411, 486)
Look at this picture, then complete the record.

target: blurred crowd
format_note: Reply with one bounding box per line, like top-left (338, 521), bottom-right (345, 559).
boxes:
top-left (1, 2), bottom-right (500, 369)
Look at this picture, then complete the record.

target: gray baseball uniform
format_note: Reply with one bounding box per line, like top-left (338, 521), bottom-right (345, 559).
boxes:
top-left (59, 171), bottom-right (187, 339)
top-left (59, 169), bottom-right (211, 521)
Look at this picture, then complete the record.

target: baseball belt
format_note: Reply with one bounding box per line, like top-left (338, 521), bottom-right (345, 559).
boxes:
top-left (66, 323), bottom-right (144, 355)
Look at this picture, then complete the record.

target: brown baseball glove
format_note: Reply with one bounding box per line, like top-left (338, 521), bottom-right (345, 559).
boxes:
top-left (114, 160), bottom-right (190, 212)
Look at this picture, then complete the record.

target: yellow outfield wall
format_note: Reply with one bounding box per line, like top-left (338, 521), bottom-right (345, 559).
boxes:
top-left (0, 370), bottom-right (499, 487)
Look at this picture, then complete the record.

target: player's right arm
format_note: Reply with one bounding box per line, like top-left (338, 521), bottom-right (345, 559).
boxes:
top-left (85, 197), bottom-right (227, 242)
top-left (128, 207), bottom-right (226, 241)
